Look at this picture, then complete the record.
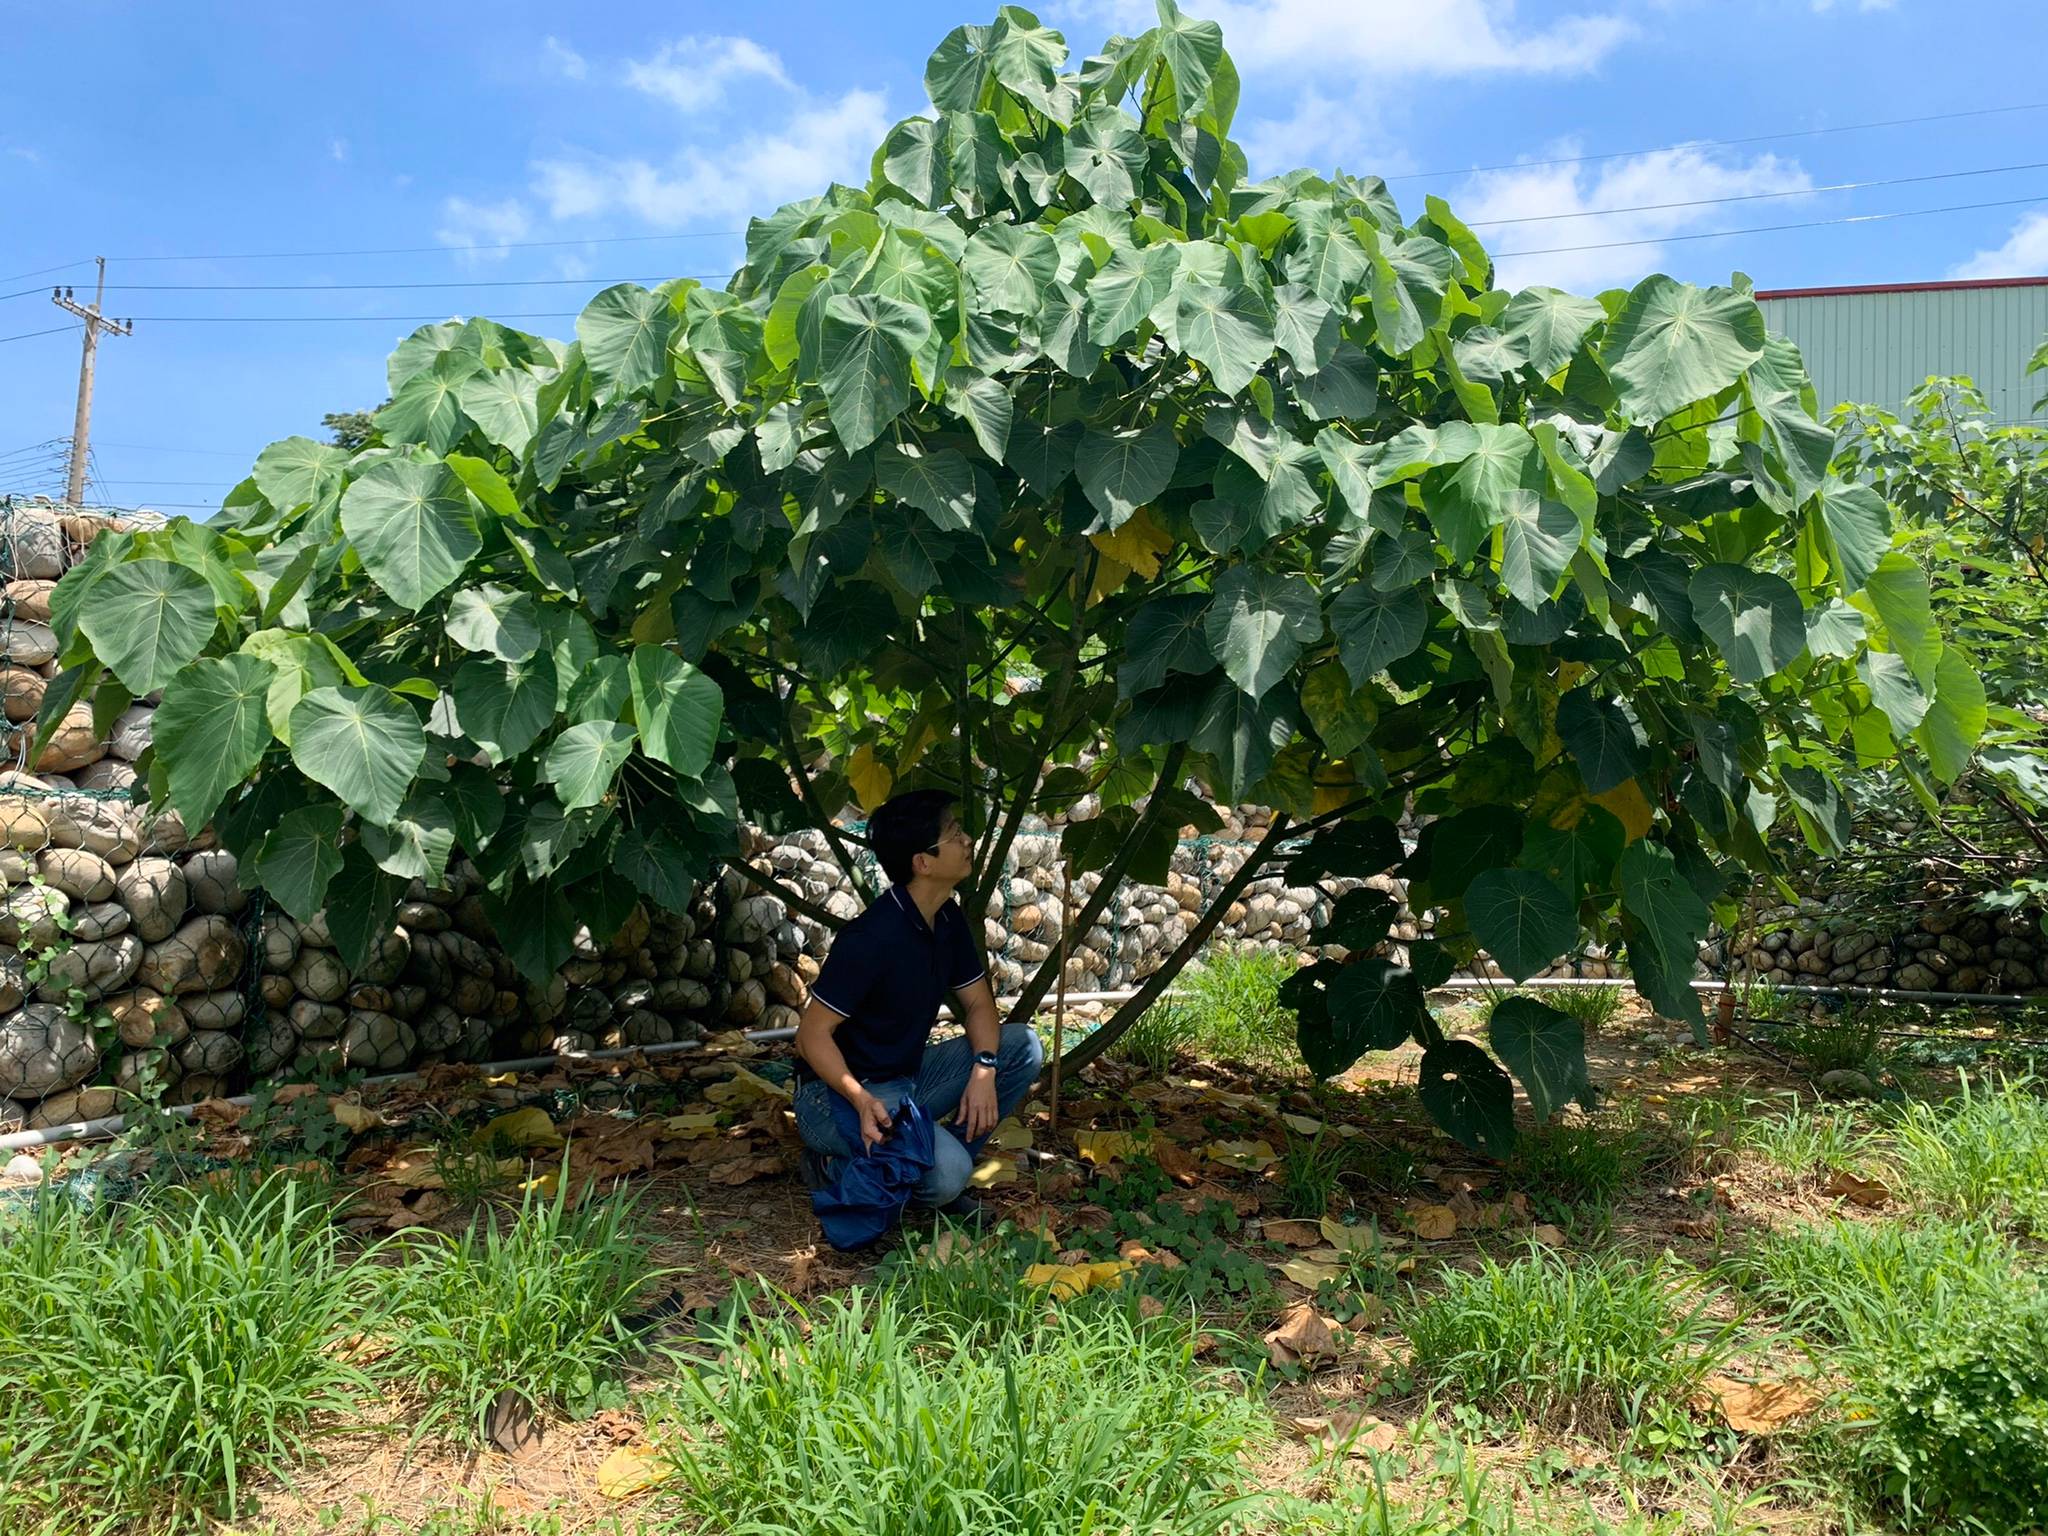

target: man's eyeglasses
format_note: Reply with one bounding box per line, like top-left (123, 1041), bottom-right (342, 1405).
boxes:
top-left (925, 826), bottom-right (971, 855)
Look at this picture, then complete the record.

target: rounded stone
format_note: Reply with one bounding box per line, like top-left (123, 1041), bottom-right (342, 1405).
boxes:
top-left (176, 1029), bottom-right (245, 1078)
top-left (259, 972), bottom-right (294, 1008)
top-left (70, 900), bottom-right (131, 942)
top-left (339, 1010), bottom-right (415, 1072)
top-left (181, 989), bottom-right (247, 1032)
top-left (37, 847), bottom-right (117, 902)
top-left (34, 932), bottom-right (142, 1003)
top-left (107, 703), bottom-right (156, 762)
top-left (289, 998), bottom-right (347, 1040)
top-left (243, 1016), bottom-right (299, 1076)
top-left (414, 1003), bottom-right (464, 1056)
top-left (355, 927), bottom-right (411, 986)
top-left (114, 1046), bottom-right (182, 1098)
top-left (114, 858), bottom-right (188, 943)
top-left (183, 849), bottom-right (247, 915)
top-left (259, 912), bottom-right (300, 973)
top-left (136, 914), bottom-right (247, 996)
top-left (109, 988), bottom-right (189, 1049)
top-left (288, 947), bottom-right (350, 1003)
top-left (2, 619), bottom-right (57, 666)
top-left (0, 665), bottom-right (47, 723)
top-left (45, 798), bottom-right (140, 865)
top-left (0, 1003), bottom-right (100, 1098)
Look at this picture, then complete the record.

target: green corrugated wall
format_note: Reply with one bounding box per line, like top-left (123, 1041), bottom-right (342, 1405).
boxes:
top-left (1757, 280), bottom-right (2048, 425)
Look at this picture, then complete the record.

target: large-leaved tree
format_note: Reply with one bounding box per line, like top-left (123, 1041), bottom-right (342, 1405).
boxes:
top-left (40, 2), bottom-right (1980, 1152)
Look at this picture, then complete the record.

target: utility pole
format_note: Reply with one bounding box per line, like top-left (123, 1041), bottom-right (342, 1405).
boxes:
top-left (51, 257), bottom-right (133, 507)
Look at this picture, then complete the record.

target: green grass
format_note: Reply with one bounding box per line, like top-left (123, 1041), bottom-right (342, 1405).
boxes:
top-left (1717, 1217), bottom-right (2030, 1348)
top-left (1776, 1006), bottom-right (1882, 1076)
top-left (1115, 945), bottom-right (1301, 1070)
top-left (1685, 1091), bottom-right (1868, 1178)
top-left (0, 1171), bottom-right (375, 1534)
top-left (650, 1284), bottom-right (1268, 1535)
top-left (1400, 1246), bottom-right (1742, 1433)
top-left (1534, 984), bottom-right (1628, 1034)
top-left (1879, 1072), bottom-right (2048, 1237)
top-left (1277, 1130), bottom-right (1351, 1219)
top-left (1504, 1113), bottom-right (1661, 1215)
top-left (380, 1172), bottom-right (663, 1443)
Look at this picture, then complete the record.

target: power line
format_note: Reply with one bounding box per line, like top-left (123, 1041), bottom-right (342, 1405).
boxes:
top-left (98, 273), bottom-right (725, 294)
top-left (1464, 158), bottom-right (2048, 228)
top-left (0, 259), bottom-right (94, 284)
top-left (1494, 191), bottom-right (2048, 258)
top-left (106, 311), bottom-right (588, 324)
top-left (94, 440), bottom-right (261, 457)
top-left (1393, 100), bottom-right (2048, 183)
top-left (0, 324), bottom-right (79, 345)
top-left (104, 230), bottom-right (747, 264)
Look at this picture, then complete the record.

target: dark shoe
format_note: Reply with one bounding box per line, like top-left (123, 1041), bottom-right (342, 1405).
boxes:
top-left (800, 1149), bottom-right (841, 1192)
top-left (932, 1190), bottom-right (985, 1225)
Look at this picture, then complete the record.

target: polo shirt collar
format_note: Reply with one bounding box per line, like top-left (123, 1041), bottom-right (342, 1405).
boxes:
top-left (888, 882), bottom-right (952, 935)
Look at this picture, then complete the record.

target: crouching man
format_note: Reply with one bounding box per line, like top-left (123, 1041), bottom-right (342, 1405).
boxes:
top-left (793, 789), bottom-right (1044, 1224)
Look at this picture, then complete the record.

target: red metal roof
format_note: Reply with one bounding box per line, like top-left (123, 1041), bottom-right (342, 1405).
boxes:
top-left (1754, 275), bottom-right (2048, 301)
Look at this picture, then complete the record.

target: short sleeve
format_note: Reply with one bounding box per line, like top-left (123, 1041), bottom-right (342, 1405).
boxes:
top-left (947, 907), bottom-right (986, 992)
top-left (811, 927), bottom-right (880, 1018)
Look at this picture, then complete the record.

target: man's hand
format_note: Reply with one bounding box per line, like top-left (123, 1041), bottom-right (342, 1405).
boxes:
top-left (956, 1067), bottom-right (999, 1142)
top-left (855, 1089), bottom-right (893, 1151)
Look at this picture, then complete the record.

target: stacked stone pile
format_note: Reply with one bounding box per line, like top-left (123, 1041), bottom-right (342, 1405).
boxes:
top-left (1729, 893), bottom-right (2044, 995)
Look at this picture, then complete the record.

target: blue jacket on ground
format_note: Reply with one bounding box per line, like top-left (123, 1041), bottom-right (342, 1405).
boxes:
top-left (810, 1094), bottom-right (936, 1250)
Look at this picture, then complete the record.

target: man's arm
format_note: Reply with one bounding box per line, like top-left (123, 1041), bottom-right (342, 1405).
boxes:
top-left (794, 999), bottom-right (892, 1150)
top-left (951, 976), bottom-right (1002, 1141)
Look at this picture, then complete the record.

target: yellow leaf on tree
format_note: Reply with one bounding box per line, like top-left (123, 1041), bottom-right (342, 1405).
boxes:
top-left (845, 744), bottom-right (893, 812)
top-left (1205, 1138), bottom-right (1278, 1171)
top-left (1590, 778), bottom-right (1655, 842)
top-left (1087, 552), bottom-right (1134, 604)
top-left (1088, 507), bottom-right (1174, 581)
top-left (473, 1106), bottom-right (563, 1151)
top-left (1074, 1130), bottom-right (1143, 1166)
top-left (596, 1443), bottom-right (674, 1499)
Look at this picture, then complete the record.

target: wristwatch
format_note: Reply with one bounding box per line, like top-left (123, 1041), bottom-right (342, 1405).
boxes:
top-left (972, 1050), bottom-right (1000, 1070)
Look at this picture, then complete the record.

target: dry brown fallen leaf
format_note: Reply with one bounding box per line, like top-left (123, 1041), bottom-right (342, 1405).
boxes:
top-left (1531, 1222), bottom-right (1567, 1246)
top-left (1264, 1302), bottom-right (1341, 1369)
top-left (1694, 1374), bottom-right (1825, 1433)
top-left (1261, 1219), bottom-right (1326, 1247)
top-left (786, 1245), bottom-right (818, 1297)
top-left (1286, 1408), bottom-right (1401, 1456)
top-left (1407, 1203), bottom-right (1459, 1241)
top-left (1274, 1256), bottom-right (1345, 1290)
top-left (595, 1443), bottom-right (674, 1499)
top-left (1824, 1169), bottom-right (1891, 1208)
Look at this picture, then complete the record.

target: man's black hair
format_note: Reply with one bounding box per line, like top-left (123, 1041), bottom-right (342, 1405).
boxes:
top-left (867, 788), bottom-right (959, 886)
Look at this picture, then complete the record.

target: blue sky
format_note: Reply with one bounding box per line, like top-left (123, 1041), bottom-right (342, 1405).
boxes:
top-left (3, 0), bottom-right (2045, 512)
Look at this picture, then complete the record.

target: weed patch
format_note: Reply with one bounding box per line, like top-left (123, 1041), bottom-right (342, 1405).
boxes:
top-left (1881, 1072), bottom-right (2048, 1236)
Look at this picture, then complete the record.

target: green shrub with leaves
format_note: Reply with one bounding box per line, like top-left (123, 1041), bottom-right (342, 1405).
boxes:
top-left (40, 3), bottom-right (1976, 1153)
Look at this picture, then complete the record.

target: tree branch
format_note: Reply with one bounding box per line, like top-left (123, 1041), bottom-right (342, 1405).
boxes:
top-left (775, 679), bottom-right (875, 903)
top-left (1047, 812), bottom-right (1295, 1079)
top-left (721, 856), bottom-right (844, 931)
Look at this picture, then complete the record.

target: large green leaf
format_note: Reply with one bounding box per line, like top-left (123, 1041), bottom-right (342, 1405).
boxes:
top-left (1618, 841), bottom-right (1709, 1025)
top-left (1501, 287), bottom-right (1606, 376)
top-left (457, 369), bottom-right (541, 456)
top-left (1859, 650), bottom-right (1929, 734)
top-left (1412, 805), bottom-right (1524, 905)
top-left (454, 650), bottom-right (559, 765)
top-left (238, 629), bottom-right (356, 745)
top-left (375, 353), bottom-right (474, 453)
top-left (1852, 552), bottom-right (1940, 688)
top-left (1192, 680), bottom-right (1295, 798)
top-left (1075, 421), bottom-right (1178, 530)
top-left (1488, 997), bottom-right (1590, 1123)
top-left (1913, 644), bottom-right (1987, 783)
top-left (1496, 489), bottom-right (1581, 608)
top-left (446, 584), bottom-right (543, 662)
top-left (577, 283), bottom-right (675, 395)
top-left (881, 116), bottom-right (949, 208)
top-left (151, 654), bottom-right (275, 831)
top-left (878, 443), bottom-right (977, 531)
top-left (252, 436), bottom-right (348, 515)
top-left (1465, 868), bottom-right (1577, 984)
top-left (1517, 805), bottom-right (1624, 902)
top-left (1154, 0), bottom-right (1224, 109)
top-left (1086, 243), bottom-right (1179, 347)
top-left (1746, 336), bottom-right (1835, 504)
top-left (80, 558), bottom-right (219, 695)
top-left (1121, 594), bottom-right (1214, 696)
top-left (1175, 280), bottom-right (1275, 396)
top-left (543, 720), bottom-right (637, 811)
top-left (1417, 1040), bottom-right (1517, 1158)
top-left (924, 22), bottom-right (993, 110)
top-left (1271, 283), bottom-right (1339, 374)
top-left (1361, 228), bottom-right (1455, 355)
top-left (1555, 690), bottom-right (1643, 794)
top-left (1430, 424), bottom-right (1540, 564)
top-left (288, 685), bottom-right (426, 826)
top-left (1204, 567), bottom-right (1321, 696)
top-left (818, 292), bottom-right (930, 453)
top-left (358, 794), bottom-right (458, 885)
top-left (339, 458), bottom-right (480, 611)
top-left (250, 803), bottom-right (345, 923)
top-left (963, 220), bottom-right (1058, 315)
top-left (1814, 478), bottom-right (1891, 595)
top-left (1063, 102), bottom-right (1148, 207)
top-left (1328, 582), bottom-right (1426, 682)
top-left (1299, 958), bottom-right (1423, 1077)
top-left (1689, 564), bottom-right (1804, 684)
top-left (629, 644), bottom-right (723, 778)
top-left (1601, 276), bottom-right (1765, 426)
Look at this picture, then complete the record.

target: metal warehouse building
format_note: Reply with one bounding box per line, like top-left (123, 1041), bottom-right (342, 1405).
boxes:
top-left (1755, 275), bottom-right (2048, 425)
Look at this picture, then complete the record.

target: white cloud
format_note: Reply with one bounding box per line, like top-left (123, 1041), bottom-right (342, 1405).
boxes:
top-left (328, 137), bottom-right (349, 163)
top-left (623, 35), bottom-right (793, 113)
top-left (1452, 146), bottom-right (1813, 291)
top-left (1949, 210), bottom-right (2048, 281)
top-left (532, 88), bottom-right (890, 227)
top-left (1060, 1), bottom-right (1631, 178)
top-left (544, 35), bottom-right (587, 79)
top-left (6, 145), bottom-right (38, 164)
top-left (436, 196), bottom-right (533, 264)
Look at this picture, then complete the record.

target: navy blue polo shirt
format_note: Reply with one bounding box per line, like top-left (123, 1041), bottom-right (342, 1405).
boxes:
top-left (807, 884), bottom-right (986, 1082)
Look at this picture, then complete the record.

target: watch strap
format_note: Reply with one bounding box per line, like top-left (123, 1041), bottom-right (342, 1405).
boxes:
top-left (972, 1049), bottom-right (1000, 1069)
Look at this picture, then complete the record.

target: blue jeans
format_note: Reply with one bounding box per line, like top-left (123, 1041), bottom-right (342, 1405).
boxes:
top-left (793, 1021), bottom-right (1045, 1207)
